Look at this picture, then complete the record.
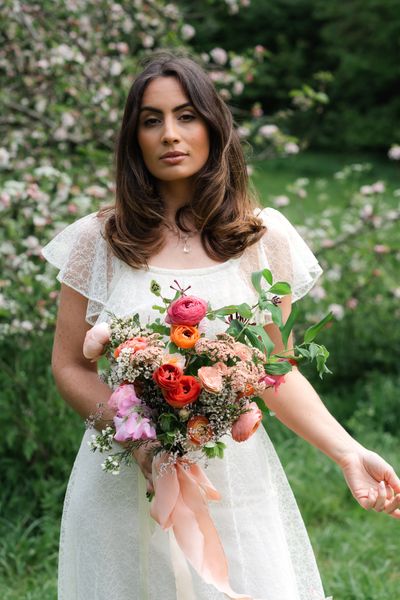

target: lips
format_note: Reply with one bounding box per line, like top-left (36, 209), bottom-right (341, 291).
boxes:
top-left (160, 151), bottom-right (188, 159)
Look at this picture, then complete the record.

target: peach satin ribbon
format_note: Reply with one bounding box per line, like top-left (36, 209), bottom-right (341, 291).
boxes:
top-left (150, 453), bottom-right (252, 600)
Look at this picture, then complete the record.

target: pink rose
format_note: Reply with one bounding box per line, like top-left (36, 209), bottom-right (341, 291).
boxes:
top-left (231, 402), bottom-right (262, 442)
top-left (198, 364), bottom-right (224, 394)
top-left (166, 295), bottom-right (208, 326)
top-left (83, 322), bottom-right (111, 361)
top-left (108, 384), bottom-right (141, 417)
top-left (114, 413), bottom-right (156, 442)
top-left (259, 374), bottom-right (286, 394)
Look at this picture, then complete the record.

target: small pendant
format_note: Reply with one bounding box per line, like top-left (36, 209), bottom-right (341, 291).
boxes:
top-left (182, 235), bottom-right (191, 253)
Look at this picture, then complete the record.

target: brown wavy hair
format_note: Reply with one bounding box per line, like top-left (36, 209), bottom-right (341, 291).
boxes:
top-left (99, 50), bottom-right (266, 268)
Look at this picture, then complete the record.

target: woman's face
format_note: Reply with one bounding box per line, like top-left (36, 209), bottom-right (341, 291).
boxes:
top-left (137, 76), bottom-right (210, 183)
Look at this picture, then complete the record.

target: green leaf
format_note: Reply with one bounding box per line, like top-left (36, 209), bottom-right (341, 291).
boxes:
top-left (236, 303), bottom-right (253, 319)
top-left (281, 302), bottom-right (300, 347)
top-left (168, 341), bottom-right (179, 353)
top-left (251, 268), bottom-right (273, 294)
top-left (304, 312), bottom-right (334, 344)
top-left (152, 304), bottom-right (166, 314)
top-left (212, 304), bottom-right (241, 317)
top-left (268, 282), bottom-right (292, 296)
top-left (296, 346), bottom-right (310, 359)
top-left (246, 324), bottom-right (275, 356)
top-left (266, 303), bottom-right (283, 328)
top-left (242, 327), bottom-right (264, 353)
top-left (264, 361), bottom-right (292, 375)
top-left (148, 321), bottom-right (170, 336)
top-left (308, 342), bottom-right (319, 361)
top-left (225, 319), bottom-right (245, 338)
top-left (253, 395), bottom-right (268, 413)
top-left (159, 413), bottom-right (178, 433)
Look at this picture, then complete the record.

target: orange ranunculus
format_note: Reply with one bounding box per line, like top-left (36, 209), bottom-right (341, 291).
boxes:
top-left (114, 336), bottom-right (148, 358)
top-left (187, 415), bottom-right (214, 446)
top-left (164, 375), bottom-right (201, 408)
top-left (237, 384), bottom-right (255, 399)
top-left (153, 363), bottom-right (183, 390)
top-left (170, 324), bottom-right (200, 349)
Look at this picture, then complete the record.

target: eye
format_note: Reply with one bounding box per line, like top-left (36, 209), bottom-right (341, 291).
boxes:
top-left (179, 113), bottom-right (196, 122)
top-left (143, 117), bottom-right (160, 127)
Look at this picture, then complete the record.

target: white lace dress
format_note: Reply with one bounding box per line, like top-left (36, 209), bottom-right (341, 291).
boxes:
top-left (42, 207), bottom-right (332, 600)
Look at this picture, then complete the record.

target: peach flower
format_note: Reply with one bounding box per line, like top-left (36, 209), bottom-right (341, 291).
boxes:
top-left (231, 402), bottom-right (262, 442)
top-left (114, 336), bottom-right (148, 358)
top-left (83, 322), bottom-right (111, 361)
top-left (198, 364), bottom-right (225, 394)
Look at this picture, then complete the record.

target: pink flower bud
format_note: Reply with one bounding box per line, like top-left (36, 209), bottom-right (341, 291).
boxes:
top-left (231, 402), bottom-right (262, 443)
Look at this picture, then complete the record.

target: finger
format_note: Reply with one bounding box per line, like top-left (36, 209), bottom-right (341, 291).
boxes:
top-left (374, 481), bottom-right (387, 512)
top-left (363, 487), bottom-right (378, 510)
top-left (146, 478), bottom-right (154, 494)
top-left (384, 468), bottom-right (400, 495)
top-left (384, 493), bottom-right (400, 516)
top-left (385, 485), bottom-right (394, 500)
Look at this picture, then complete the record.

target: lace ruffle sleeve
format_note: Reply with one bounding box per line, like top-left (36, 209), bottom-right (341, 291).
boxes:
top-left (257, 206), bottom-right (323, 302)
top-left (41, 211), bottom-right (113, 325)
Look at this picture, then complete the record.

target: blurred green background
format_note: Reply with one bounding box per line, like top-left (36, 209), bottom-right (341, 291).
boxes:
top-left (0, 1), bottom-right (399, 598)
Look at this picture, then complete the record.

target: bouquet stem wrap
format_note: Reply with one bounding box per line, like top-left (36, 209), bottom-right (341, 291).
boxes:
top-left (150, 453), bottom-right (252, 600)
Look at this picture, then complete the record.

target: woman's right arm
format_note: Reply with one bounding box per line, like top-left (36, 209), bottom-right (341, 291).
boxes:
top-left (51, 283), bottom-right (115, 431)
top-left (52, 283), bottom-right (155, 492)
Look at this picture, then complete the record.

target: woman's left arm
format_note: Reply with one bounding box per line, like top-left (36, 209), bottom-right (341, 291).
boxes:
top-left (262, 295), bottom-right (400, 519)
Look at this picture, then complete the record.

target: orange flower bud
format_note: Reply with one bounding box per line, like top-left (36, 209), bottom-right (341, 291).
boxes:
top-left (170, 324), bottom-right (200, 349)
top-left (187, 415), bottom-right (213, 446)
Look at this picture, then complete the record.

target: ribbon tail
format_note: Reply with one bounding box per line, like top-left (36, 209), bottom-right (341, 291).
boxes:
top-left (169, 529), bottom-right (197, 600)
top-left (174, 463), bottom-right (253, 600)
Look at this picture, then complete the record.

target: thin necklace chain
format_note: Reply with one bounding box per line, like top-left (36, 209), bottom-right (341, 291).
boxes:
top-left (164, 222), bottom-right (195, 254)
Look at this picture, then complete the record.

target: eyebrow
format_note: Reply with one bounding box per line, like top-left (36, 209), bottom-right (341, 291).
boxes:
top-left (139, 102), bottom-right (193, 114)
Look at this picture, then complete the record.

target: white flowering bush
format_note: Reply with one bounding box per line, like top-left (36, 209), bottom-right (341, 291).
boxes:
top-left (0, 166), bottom-right (109, 340)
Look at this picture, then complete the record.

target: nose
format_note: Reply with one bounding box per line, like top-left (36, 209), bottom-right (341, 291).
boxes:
top-left (161, 116), bottom-right (180, 145)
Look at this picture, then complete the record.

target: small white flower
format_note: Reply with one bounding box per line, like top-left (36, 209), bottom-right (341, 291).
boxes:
top-left (142, 35), bottom-right (154, 49)
top-left (110, 60), bottom-right (123, 76)
top-left (309, 285), bottom-right (326, 301)
top-left (273, 195), bottom-right (290, 207)
top-left (61, 112), bottom-right (76, 128)
top-left (360, 185), bottom-right (373, 195)
top-left (237, 126), bottom-right (250, 138)
top-left (360, 204), bottom-right (373, 219)
top-left (259, 124), bottom-right (278, 138)
top-left (328, 303), bottom-right (345, 320)
top-left (284, 142), bottom-right (300, 155)
top-left (371, 181), bottom-right (385, 193)
top-left (233, 80), bottom-right (244, 95)
top-left (181, 24), bottom-right (195, 40)
top-left (0, 147), bottom-right (10, 168)
top-left (210, 47), bottom-right (228, 65)
top-left (388, 145), bottom-right (400, 160)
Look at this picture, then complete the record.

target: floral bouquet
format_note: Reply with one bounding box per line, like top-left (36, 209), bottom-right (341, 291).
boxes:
top-left (84, 269), bottom-right (332, 472)
top-left (83, 269), bottom-right (332, 599)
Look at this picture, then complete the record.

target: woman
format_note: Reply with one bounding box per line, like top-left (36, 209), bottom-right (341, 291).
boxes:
top-left (42, 51), bottom-right (400, 600)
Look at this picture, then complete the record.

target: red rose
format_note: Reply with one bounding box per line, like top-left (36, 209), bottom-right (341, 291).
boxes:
top-left (153, 363), bottom-right (183, 390)
top-left (164, 375), bottom-right (201, 408)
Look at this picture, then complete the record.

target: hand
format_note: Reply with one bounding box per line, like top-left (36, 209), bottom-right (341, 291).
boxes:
top-left (133, 443), bottom-right (158, 495)
top-left (339, 449), bottom-right (400, 518)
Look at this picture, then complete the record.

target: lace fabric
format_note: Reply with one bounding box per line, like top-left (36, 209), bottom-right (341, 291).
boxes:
top-left (41, 208), bottom-right (331, 600)
top-left (41, 206), bottom-right (323, 327)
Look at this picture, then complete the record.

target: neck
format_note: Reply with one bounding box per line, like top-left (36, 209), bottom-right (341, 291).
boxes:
top-left (158, 178), bottom-right (194, 222)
